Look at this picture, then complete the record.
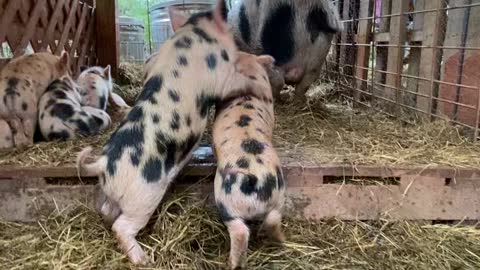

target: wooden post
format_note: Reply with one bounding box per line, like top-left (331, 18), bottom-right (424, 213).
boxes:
top-left (96, 0), bottom-right (119, 78)
top-left (385, 0), bottom-right (408, 114)
top-left (405, 0), bottom-right (425, 110)
top-left (416, 0), bottom-right (446, 119)
top-left (354, 0), bottom-right (374, 103)
top-left (373, 0), bottom-right (391, 99)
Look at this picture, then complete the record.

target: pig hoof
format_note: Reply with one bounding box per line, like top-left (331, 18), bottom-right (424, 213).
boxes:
top-left (127, 247), bottom-right (148, 265)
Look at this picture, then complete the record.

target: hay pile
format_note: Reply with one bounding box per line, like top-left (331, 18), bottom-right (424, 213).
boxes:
top-left (1, 81), bottom-right (479, 168)
top-left (0, 189), bottom-right (479, 269)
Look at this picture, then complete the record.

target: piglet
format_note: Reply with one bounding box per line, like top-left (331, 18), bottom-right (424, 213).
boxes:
top-left (38, 76), bottom-right (111, 141)
top-left (77, 65), bottom-right (113, 111)
top-left (0, 52), bottom-right (70, 149)
top-left (77, 65), bottom-right (131, 121)
top-left (213, 52), bottom-right (285, 269)
top-left (76, 0), bottom-right (271, 264)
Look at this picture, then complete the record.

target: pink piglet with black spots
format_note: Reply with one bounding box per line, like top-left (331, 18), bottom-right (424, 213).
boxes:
top-left (213, 52), bottom-right (286, 269)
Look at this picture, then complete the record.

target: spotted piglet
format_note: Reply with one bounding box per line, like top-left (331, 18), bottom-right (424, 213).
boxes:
top-left (77, 65), bottom-right (113, 111)
top-left (77, 65), bottom-right (131, 121)
top-left (213, 52), bottom-right (285, 269)
top-left (76, 0), bottom-right (270, 264)
top-left (0, 52), bottom-right (70, 149)
top-left (38, 76), bottom-right (111, 141)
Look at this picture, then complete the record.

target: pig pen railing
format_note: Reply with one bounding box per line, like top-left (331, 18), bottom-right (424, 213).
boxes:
top-left (324, 0), bottom-right (480, 141)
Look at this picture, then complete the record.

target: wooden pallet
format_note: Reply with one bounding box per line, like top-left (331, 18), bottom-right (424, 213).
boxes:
top-left (1, 156), bottom-right (479, 222)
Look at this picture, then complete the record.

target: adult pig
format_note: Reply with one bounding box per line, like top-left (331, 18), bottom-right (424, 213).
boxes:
top-left (229, 0), bottom-right (342, 99)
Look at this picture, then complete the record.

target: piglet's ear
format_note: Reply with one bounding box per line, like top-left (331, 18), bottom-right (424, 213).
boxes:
top-left (256, 55), bottom-right (275, 69)
top-left (104, 65), bottom-right (111, 78)
top-left (57, 52), bottom-right (71, 74)
top-left (212, 0), bottom-right (228, 33)
top-left (168, 7), bottom-right (188, 32)
top-left (80, 65), bottom-right (88, 72)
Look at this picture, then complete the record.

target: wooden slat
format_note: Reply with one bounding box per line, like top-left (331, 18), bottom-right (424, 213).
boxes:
top-left (0, 164), bottom-right (478, 180)
top-left (76, 9), bottom-right (95, 72)
top-left (416, 0), bottom-right (447, 118)
top-left (69, 2), bottom-right (89, 61)
top-left (354, 0), bottom-right (373, 103)
top-left (40, 0), bottom-right (66, 51)
top-left (95, 0), bottom-right (119, 78)
top-left (1, 164), bottom-right (479, 222)
top-left (385, 0), bottom-right (408, 112)
top-left (13, 0), bottom-right (47, 57)
top-left (0, 1), bottom-right (21, 43)
top-left (55, 0), bottom-right (78, 54)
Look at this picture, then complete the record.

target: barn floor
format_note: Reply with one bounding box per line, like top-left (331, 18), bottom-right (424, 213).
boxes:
top-left (0, 188), bottom-right (479, 270)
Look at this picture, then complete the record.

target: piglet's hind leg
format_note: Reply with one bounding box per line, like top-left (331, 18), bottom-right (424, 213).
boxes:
top-left (227, 219), bottom-right (250, 269)
top-left (112, 213), bottom-right (150, 265)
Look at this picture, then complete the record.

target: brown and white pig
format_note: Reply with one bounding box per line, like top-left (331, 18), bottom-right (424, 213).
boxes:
top-left (213, 52), bottom-right (285, 269)
top-left (38, 76), bottom-right (111, 141)
top-left (76, 0), bottom-right (272, 265)
top-left (0, 52), bottom-right (70, 149)
top-left (228, 0), bottom-right (342, 100)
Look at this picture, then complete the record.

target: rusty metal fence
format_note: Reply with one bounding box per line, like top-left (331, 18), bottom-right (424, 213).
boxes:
top-left (324, 0), bottom-right (480, 140)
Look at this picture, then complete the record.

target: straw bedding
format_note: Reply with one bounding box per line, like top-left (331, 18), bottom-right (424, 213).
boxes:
top-left (1, 189), bottom-right (479, 270)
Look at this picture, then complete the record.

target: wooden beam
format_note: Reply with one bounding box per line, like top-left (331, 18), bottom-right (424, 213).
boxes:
top-left (416, 0), bottom-right (446, 118)
top-left (354, 0), bottom-right (374, 103)
top-left (0, 164), bottom-right (479, 180)
top-left (385, 0), bottom-right (408, 113)
top-left (95, 0), bottom-right (119, 78)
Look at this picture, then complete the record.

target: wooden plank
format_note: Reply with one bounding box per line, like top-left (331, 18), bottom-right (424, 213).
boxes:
top-left (0, 164), bottom-right (478, 180)
top-left (384, 0), bottom-right (408, 110)
top-left (373, 0), bottom-right (392, 98)
top-left (354, 0), bottom-right (373, 103)
top-left (2, 171), bottom-right (480, 222)
top-left (95, 0), bottom-right (119, 78)
top-left (76, 10), bottom-right (95, 73)
top-left (415, 0), bottom-right (446, 118)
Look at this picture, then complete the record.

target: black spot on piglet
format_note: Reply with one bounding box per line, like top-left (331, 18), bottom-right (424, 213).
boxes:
top-left (174, 36), bottom-right (193, 49)
top-left (137, 75), bottom-right (163, 102)
top-left (142, 157), bottom-right (163, 183)
top-left (50, 103), bottom-right (74, 121)
top-left (236, 157), bottom-right (249, 169)
top-left (206, 53), bottom-right (217, 70)
top-left (217, 202), bottom-right (234, 222)
top-left (236, 115), bottom-right (252, 127)
top-left (241, 138), bottom-right (265, 155)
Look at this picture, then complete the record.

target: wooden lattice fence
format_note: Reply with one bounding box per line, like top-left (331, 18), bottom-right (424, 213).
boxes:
top-left (0, 0), bottom-right (98, 75)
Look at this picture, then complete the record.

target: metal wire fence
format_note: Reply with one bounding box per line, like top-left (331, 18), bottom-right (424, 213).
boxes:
top-left (323, 0), bottom-right (480, 140)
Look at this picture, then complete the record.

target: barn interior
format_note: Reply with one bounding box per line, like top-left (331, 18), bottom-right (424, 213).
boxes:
top-left (0, 0), bottom-right (479, 269)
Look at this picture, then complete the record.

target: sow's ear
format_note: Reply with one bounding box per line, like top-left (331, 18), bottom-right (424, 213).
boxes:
top-left (168, 7), bottom-right (188, 32)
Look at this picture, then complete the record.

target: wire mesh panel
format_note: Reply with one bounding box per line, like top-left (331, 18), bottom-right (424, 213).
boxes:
top-left (324, 0), bottom-right (480, 140)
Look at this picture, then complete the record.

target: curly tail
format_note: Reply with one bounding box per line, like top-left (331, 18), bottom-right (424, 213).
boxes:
top-left (76, 146), bottom-right (106, 177)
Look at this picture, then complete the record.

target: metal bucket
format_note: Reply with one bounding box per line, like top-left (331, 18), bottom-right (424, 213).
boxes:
top-left (119, 16), bottom-right (145, 63)
top-left (149, 0), bottom-right (215, 52)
